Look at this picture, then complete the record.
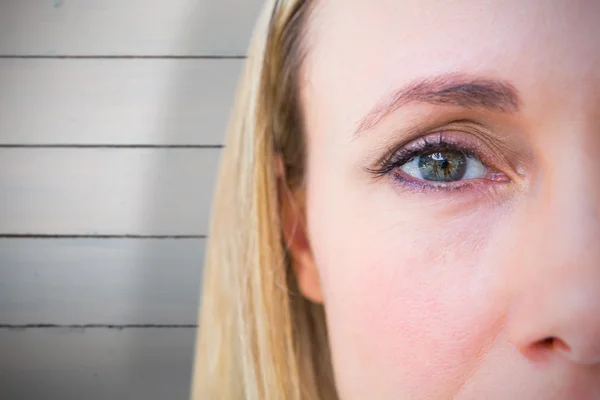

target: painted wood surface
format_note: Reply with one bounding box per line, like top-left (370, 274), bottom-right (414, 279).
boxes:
top-left (0, 0), bottom-right (263, 56)
top-left (0, 1), bottom-right (262, 397)
top-left (0, 148), bottom-right (220, 235)
top-left (0, 328), bottom-right (196, 400)
top-left (0, 239), bottom-right (204, 325)
top-left (0, 59), bottom-right (241, 145)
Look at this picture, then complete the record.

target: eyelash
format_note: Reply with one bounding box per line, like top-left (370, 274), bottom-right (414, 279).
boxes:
top-left (367, 133), bottom-right (506, 192)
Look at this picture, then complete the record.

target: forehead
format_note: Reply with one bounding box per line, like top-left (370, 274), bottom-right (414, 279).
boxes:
top-left (302, 0), bottom-right (600, 133)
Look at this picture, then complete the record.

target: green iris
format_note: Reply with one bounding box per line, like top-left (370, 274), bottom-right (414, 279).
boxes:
top-left (417, 151), bottom-right (467, 182)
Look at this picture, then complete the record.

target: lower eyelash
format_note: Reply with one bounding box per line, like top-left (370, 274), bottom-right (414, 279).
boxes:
top-left (390, 171), bottom-right (477, 192)
top-left (389, 169), bottom-right (509, 198)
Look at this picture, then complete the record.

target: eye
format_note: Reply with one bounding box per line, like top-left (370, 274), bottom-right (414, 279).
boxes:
top-left (399, 149), bottom-right (486, 182)
top-left (366, 132), bottom-right (512, 191)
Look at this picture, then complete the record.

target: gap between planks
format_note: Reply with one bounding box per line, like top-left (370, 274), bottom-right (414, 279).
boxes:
top-left (0, 55), bottom-right (246, 60)
top-left (0, 234), bottom-right (207, 239)
top-left (0, 145), bottom-right (224, 149)
top-left (0, 324), bottom-right (197, 331)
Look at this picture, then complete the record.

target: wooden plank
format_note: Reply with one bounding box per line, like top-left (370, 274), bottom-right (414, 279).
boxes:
top-left (0, 148), bottom-right (219, 235)
top-left (0, 239), bottom-right (204, 325)
top-left (0, 328), bottom-right (196, 400)
top-left (0, 0), bottom-right (263, 56)
top-left (0, 59), bottom-right (240, 145)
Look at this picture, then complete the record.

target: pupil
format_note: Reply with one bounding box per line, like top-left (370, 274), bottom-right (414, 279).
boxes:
top-left (417, 151), bottom-right (467, 182)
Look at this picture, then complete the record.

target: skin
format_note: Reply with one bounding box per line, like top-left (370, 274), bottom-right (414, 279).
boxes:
top-left (285, 0), bottom-right (600, 398)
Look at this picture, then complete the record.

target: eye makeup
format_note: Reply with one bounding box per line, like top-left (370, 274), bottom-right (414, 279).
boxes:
top-left (366, 129), bottom-right (512, 194)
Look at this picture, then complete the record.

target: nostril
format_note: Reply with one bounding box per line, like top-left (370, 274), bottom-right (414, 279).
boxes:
top-left (538, 337), bottom-right (555, 349)
top-left (535, 337), bottom-right (571, 353)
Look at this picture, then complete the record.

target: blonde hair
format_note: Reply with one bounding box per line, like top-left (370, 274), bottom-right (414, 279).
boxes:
top-left (191, 1), bottom-right (338, 398)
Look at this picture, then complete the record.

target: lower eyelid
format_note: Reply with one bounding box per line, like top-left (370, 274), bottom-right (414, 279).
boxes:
top-left (392, 161), bottom-right (509, 190)
top-left (390, 171), bottom-right (481, 193)
top-left (389, 172), bottom-right (510, 197)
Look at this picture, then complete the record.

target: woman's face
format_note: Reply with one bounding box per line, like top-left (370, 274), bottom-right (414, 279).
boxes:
top-left (294, 0), bottom-right (600, 398)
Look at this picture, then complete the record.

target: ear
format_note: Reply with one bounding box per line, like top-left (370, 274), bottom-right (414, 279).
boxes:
top-left (276, 156), bottom-right (324, 304)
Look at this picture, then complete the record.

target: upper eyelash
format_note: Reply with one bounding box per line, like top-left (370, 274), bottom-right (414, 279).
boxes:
top-left (367, 135), bottom-right (480, 178)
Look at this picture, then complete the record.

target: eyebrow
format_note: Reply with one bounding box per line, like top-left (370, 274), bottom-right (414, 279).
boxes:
top-left (355, 73), bottom-right (521, 136)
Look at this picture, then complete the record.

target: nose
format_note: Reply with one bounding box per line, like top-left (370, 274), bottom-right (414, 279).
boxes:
top-left (505, 160), bottom-right (600, 366)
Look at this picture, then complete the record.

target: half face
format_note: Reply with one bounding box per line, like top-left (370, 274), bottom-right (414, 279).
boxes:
top-left (291, 0), bottom-right (600, 398)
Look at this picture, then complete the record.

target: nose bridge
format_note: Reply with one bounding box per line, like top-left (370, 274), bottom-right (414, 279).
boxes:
top-left (506, 137), bottom-right (600, 365)
top-left (538, 135), bottom-right (600, 269)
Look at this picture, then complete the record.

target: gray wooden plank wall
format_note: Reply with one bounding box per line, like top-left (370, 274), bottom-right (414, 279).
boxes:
top-left (0, 1), bottom-right (264, 399)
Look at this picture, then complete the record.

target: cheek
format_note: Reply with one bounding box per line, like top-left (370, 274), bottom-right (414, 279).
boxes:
top-left (309, 198), bottom-right (507, 398)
